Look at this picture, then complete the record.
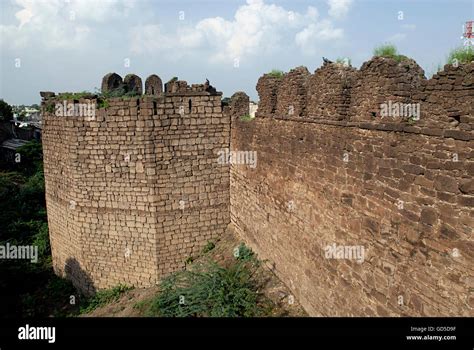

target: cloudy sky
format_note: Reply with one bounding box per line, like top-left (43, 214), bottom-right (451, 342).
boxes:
top-left (0, 0), bottom-right (473, 104)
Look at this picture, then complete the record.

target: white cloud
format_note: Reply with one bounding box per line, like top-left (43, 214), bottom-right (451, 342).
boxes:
top-left (327, 0), bottom-right (354, 19)
top-left (0, 0), bottom-right (136, 50)
top-left (0, 0), bottom-right (351, 63)
top-left (15, 7), bottom-right (33, 29)
top-left (306, 6), bottom-right (319, 21)
top-left (195, 0), bottom-right (290, 62)
top-left (130, 0), bottom-right (347, 63)
top-left (295, 20), bottom-right (344, 54)
top-left (130, 25), bottom-right (174, 53)
top-left (68, 0), bottom-right (137, 22)
top-left (129, 24), bottom-right (204, 61)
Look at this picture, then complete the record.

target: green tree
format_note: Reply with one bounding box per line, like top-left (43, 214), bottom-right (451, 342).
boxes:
top-left (0, 99), bottom-right (13, 122)
top-left (16, 140), bottom-right (43, 176)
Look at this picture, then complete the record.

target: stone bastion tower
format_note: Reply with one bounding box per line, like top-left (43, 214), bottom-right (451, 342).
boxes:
top-left (41, 73), bottom-right (232, 294)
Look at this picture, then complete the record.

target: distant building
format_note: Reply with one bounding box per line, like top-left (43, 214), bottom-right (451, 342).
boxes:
top-left (24, 107), bottom-right (39, 115)
top-left (10, 105), bottom-right (42, 141)
top-left (249, 102), bottom-right (258, 118)
top-left (0, 138), bottom-right (29, 163)
top-left (13, 105), bottom-right (41, 122)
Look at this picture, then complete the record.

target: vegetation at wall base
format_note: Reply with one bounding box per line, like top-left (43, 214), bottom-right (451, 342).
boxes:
top-left (146, 245), bottom-right (272, 317)
top-left (0, 139), bottom-right (93, 318)
top-left (235, 242), bottom-right (256, 262)
top-left (0, 142), bottom-right (268, 318)
top-left (79, 285), bottom-right (133, 314)
top-left (202, 241), bottom-right (216, 254)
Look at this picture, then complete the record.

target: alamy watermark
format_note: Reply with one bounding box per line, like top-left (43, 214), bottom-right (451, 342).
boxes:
top-left (217, 148), bottom-right (257, 169)
top-left (380, 100), bottom-right (420, 120)
top-left (0, 243), bottom-right (38, 263)
top-left (18, 324), bottom-right (55, 343)
top-left (324, 243), bottom-right (365, 263)
top-left (55, 100), bottom-right (95, 118)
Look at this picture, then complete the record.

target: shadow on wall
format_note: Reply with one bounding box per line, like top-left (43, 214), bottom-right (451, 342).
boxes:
top-left (64, 257), bottom-right (96, 297)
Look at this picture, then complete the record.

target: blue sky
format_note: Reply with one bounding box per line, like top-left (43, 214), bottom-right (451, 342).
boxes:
top-left (0, 0), bottom-right (473, 104)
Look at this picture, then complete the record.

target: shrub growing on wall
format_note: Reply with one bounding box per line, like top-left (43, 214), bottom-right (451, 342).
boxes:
top-left (373, 44), bottom-right (408, 63)
top-left (447, 46), bottom-right (474, 65)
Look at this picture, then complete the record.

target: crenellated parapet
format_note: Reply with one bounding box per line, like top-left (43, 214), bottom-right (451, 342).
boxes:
top-left (255, 58), bottom-right (473, 132)
top-left (41, 74), bottom-right (229, 294)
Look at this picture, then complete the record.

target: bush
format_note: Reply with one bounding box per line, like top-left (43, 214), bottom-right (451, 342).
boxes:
top-left (97, 99), bottom-right (109, 109)
top-left (0, 99), bottom-right (13, 122)
top-left (0, 172), bottom-right (24, 233)
top-left (373, 44), bottom-right (407, 63)
top-left (202, 241), bottom-right (216, 254)
top-left (6, 219), bottom-right (45, 247)
top-left (133, 299), bottom-right (151, 312)
top-left (57, 91), bottom-right (95, 100)
top-left (20, 276), bottom-right (78, 317)
top-left (18, 169), bottom-right (46, 219)
top-left (45, 103), bottom-right (55, 114)
top-left (148, 258), bottom-right (266, 317)
top-left (123, 91), bottom-right (141, 97)
top-left (45, 277), bottom-right (77, 301)
top-left (96, 86), bottom-right (141, 108)
top-left (98, 87), bottom-right (127, 99)
top-left (32, 222), bottom-right (50, 259)
top-left (80, 284), bottom-right (133, 314)
top-left (447, 46), bottom-right (474, 65)
top-left (15, 140), bottom-right (43, 176)
top-left (0, 142), bottom-right (77, 318)
top-left (221, 97), bottom-right (231, 106)
top-left (267, 69), bottom-right (285, 79)
top-left (234, 243), bottom-right (255, 262)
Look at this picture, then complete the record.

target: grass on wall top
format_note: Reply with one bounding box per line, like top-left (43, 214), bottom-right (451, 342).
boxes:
top-left (373, 44), bottom-right (408, 63)
top-left (267, 69), bottom-right (285, 79)
top-left (447, 46), bottom-right (474, 65)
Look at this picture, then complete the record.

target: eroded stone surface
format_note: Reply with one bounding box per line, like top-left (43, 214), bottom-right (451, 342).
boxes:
top-left (41, 82), bottom-right (228, 295)
top-left (101, 73), bottom-right (123, 94)
top-left (123, 74), bottom-right (143, 95)
top-left (42, 61), bottom-right (473, 316)
top-left (144, 75), bottom-right (163, 96)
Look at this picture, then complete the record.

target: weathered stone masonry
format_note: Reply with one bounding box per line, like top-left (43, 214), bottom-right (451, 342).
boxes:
top-left (42, 75), bottom-right (229, 294)
top-left (42, 57), bottom-right (473, 316)
top-left (231, 59), bottom-right (473, 316)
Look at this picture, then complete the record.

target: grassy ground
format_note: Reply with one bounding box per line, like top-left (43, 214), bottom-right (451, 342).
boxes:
top-left (84, 228), bottom-right (307, 317)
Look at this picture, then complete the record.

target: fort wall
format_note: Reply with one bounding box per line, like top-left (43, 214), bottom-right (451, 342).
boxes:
top-left (231, 60), bottom-right (473, 316)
